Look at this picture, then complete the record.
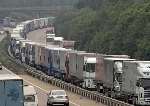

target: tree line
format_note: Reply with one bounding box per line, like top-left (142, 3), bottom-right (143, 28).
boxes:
top-left (55, 0), bottom-right (150, 60)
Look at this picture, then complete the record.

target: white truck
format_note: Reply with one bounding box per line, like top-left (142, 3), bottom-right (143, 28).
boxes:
top-left (121, 61), bottom-right (150, 105)
top-left (0, 74), bottom-right (24, 106)
top-left (68, 52), bottom-right (99, 90)
top-left (24, 85), bottom-right (38, 106)
top-left (95, 57), bottom-right (135, 97)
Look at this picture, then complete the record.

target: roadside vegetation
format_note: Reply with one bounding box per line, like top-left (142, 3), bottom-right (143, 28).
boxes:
top-left (55, 0), bottom-right (150, 60)
top-left (0, 35), bottom-right (26, 74)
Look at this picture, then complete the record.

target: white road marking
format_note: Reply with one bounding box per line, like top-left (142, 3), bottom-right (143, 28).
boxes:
top-left (23, 79), bottom-right (80, 106)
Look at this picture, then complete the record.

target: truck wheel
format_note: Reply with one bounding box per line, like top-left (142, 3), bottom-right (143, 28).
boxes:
top-left (65, 103), bottom-right (69, 106)
top-left (47, 103), bottom-right (52, 106)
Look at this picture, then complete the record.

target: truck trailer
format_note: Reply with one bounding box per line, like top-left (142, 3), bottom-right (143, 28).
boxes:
top-left (0, 74), bottom-right (24, 106)
top-left (96, 57), bottom-right (135, 97)
top-left (67, 52), bottom-right (101, 89)
top-left (121, 61), bottom-right (150, 105)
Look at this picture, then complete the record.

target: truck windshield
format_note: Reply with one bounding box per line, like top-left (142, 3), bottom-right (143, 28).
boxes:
top-left (141, 78), bottom-right (150, 89)
top-left (24, 95), bottom-right (35, 102)
top-left (86, 63), bottom-right (95, 72)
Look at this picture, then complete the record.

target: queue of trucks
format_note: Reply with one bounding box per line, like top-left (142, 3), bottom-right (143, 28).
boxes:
top-left (9, 17), bottom-right (150, 105)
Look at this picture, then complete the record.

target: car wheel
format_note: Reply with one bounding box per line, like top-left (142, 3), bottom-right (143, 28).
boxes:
top-left (65, 103), bottom-right (69, 106)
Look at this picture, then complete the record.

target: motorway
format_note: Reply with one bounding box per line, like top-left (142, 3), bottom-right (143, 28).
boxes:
top-left (0, 29), bottom-right (106, 106)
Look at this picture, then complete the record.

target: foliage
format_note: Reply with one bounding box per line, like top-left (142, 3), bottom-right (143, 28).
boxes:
top-left (55, 0), bottom-right (150, 60)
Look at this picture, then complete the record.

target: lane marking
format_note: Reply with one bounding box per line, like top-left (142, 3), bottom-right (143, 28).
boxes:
top-left (23, 79), bottom-right (80, 106)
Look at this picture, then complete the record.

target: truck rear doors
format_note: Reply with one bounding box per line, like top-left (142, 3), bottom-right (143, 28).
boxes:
top-left (0, 80), bottom-right (24, 106)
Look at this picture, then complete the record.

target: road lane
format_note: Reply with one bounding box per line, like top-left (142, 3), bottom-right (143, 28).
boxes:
top-left (1, 65), bottom-right (101, 106)
top-left (20, 74), bottom-right (105, 106)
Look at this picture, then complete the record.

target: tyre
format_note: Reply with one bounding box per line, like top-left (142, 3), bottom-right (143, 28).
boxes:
top-left (47, 103), bottom-right (52, 106)
top-left (65, 102), bottom-right (69, 106)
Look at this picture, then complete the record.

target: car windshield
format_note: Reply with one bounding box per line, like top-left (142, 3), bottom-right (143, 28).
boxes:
top-left (24, 95), bottom-right (35, 102)
top-left (51, 91), bottom-right (66, 95)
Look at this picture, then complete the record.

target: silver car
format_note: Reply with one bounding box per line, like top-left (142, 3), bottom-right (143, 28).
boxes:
top-left (47, 90), bottom-right (69, 106)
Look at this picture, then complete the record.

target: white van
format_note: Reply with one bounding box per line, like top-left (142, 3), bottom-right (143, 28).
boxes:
top-left (24, 85), bottom-right (38, 106)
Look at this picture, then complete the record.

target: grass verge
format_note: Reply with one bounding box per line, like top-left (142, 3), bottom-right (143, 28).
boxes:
top-left (0, 35), bottom-right (26, 74)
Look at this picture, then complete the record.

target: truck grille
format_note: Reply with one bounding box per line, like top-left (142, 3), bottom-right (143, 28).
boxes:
top-left (144, 89), bottom-right (150, 101)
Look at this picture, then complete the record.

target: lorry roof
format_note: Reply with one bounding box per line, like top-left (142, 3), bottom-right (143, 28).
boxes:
top-left (19, 39), bottom-right (31, 42)
top-left (104, 55), bottom-right (130, 58)
top-left (15, 37), bottom-right (25, 40)
top-left (24, 85), bottom-right (36, 95)
top-left (85, 57), bottom-right (96, 63)
top-left (77, 52), bottom-right (97, 55)
top-left (11, 34), bottom-right (21, 38)
top-left (34, 18), bottom-right (40, 21)
top-left (104, 57), bottom-right (135, 61)
top-left (54, 37), bottom-right (64, 41)
top-left (75, 51), bottom-right (86, 53)
top-left (25, 41), bottom-right (36, 45)
top-left (34, 42), bottom-right (46, 47)
top-left (125, 61), bottom-right (150, 63)
top-left (46, 33), bottom-right (55, 36)
top-left (0, 74), bottom-right (22, 80)
top-left (45, 45), bottom-right (61, 49)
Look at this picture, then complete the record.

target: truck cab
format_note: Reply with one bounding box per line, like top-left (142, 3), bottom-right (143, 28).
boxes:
top-left (24, 85), bottom-right (38, 106)
top-left (83, 57), bottom-right (96, 90)
top-left (135, 62), bottom-right (150, 105)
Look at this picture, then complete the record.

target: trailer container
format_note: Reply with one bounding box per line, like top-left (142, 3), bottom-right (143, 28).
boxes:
top-left (96, 57), bottom-right (135, 97)
top-left (0, 74), bottom-right (24, 106)
top-left (121, 61), bottom-right (150, 105)
top-left (19, 40), bottom-right (32, 63)
top-left (25, 42), bottom-right (37, 66)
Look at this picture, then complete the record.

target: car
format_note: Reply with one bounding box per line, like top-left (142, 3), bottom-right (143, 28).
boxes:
top-left (0, 63), bottom-right (2, 70)
top-left (47, 90), bottom-right (69, 106)
top-left (24, 85), bottom-right (38, 106)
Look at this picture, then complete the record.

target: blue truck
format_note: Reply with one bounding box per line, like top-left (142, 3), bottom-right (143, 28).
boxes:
top-left (0, 74), bottom-right (24, 106)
